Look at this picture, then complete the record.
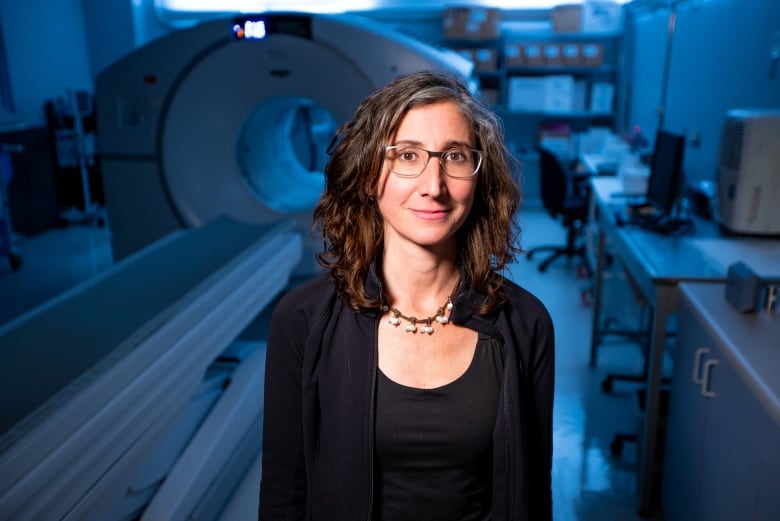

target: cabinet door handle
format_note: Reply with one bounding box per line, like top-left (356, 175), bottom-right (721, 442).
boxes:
top-left (693, 348), bottom-right (710, 384)
top-left (700, 359), bottom-right (720, 398)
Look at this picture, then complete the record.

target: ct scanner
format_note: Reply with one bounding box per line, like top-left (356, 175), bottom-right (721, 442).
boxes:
top-left (96, 12), bottom-right (473, 273)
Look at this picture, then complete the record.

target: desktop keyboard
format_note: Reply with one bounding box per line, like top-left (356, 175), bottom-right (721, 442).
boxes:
top-left (614, 210), bottom-right (694, 235)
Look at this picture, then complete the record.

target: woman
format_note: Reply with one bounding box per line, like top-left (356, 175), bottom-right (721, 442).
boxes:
top-left (259, 70), bottom-right (554, 521)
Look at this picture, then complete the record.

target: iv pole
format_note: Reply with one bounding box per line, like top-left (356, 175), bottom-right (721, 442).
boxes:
top-left (657, 4), bottom-right (679, 129)
top-left (59, 88), bottom-right (106, 227)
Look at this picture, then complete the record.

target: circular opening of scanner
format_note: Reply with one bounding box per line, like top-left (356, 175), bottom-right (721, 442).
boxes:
top-left (236, 96), bottom-right (335, 213)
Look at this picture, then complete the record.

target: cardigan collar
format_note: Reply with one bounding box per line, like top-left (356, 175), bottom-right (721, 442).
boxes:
top-left (363, 257), bottom-right (488, 326)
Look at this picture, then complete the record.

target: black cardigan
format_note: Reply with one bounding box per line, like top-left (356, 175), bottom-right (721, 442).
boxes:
top-left (259, 268), bottom-right (555, 521)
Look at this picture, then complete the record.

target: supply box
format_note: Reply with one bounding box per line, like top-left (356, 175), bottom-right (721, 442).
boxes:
top-left (456, 48), bottom-right (499, 72)
top-left (552, 2), bottom-right (623, 34)
top-left (507, 75), bottom-right (575, 113)
top-left (552, 5), bottom-right (582, 33)
top-left (443, 7), bottom-right (501, 40)
top-left (505, 42), bottom-right (603, 68)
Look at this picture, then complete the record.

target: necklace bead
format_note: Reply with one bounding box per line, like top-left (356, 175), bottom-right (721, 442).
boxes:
top-left (382, 278), bottom-right (459, 335)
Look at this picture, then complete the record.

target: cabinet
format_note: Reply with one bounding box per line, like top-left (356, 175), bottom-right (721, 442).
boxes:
top-left (662, 283), bottom-right (780, 521)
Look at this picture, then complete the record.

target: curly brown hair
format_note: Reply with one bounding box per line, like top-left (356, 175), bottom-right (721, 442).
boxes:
top-left (313, 70), bottom-right (522, 315)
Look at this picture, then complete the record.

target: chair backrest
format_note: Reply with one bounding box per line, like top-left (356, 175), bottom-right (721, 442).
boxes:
top-left (537, 146), bottom-right (568, 216)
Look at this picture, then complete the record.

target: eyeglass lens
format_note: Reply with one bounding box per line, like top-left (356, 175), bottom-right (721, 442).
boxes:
top-left (387, 147), bottom-right (481, 178)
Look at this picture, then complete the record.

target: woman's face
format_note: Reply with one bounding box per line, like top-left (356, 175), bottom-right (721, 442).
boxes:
top-left (376, 101), bottom-right (478, 254)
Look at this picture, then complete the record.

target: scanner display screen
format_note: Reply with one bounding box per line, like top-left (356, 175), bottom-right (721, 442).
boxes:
top-left (231, 14), bottom-right (313, 41)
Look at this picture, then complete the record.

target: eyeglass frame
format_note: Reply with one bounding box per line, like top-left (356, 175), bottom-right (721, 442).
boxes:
top-left (384, 145), bottom-right (483, 179)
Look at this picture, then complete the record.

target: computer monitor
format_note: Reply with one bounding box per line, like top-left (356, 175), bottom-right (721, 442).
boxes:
top-left (645, 129), bottom-right (686, 216)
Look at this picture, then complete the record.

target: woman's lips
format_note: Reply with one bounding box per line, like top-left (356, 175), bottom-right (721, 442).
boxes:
top-left (411, 209), bottom-right (449, 220)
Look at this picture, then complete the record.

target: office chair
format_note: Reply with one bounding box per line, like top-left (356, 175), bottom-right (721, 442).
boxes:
top-left (526, 146), bottom-right (590, 272)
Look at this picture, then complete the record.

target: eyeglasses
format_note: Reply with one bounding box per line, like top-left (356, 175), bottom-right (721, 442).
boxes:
top-left (384, 145), bottom-right (482, 179)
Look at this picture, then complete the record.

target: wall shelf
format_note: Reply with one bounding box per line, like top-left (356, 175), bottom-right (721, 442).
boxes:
top-left (444, 30), bottom-right (624, 130)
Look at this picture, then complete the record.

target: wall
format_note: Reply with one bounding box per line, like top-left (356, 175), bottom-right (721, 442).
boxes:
top-left (81, 0), bottom-right (136, 80)
top-left (0, 0), bottom-right (93, 126)
top-left (626, 0), bottom-right (780, 183)
top-left (0, 0), bottom-right (167, 127)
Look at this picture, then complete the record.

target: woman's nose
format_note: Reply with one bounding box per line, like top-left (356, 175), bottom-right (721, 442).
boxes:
top-left (417, 157), bottom-right (446, 196)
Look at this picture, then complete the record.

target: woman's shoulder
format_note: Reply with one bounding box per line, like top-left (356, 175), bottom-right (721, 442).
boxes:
top-left (274, 271), bottom-right (337, 317)
top-left (500, 277), bottom-right (552, 323)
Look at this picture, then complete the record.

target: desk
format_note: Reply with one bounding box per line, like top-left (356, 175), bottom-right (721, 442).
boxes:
top-left (580, 153), bottom-right (618, 176)
top-left (588, 177), bottom-right (725, 515)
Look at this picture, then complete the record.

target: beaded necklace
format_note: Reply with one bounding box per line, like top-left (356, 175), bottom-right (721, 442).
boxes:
top-left (381, 279), bottom-right (459, 334)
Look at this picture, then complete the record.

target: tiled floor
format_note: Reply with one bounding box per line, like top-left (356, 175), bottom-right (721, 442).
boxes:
top-left (512, 208), bottom-right (655, 521)
top-left (0, 224), bottom-right (113, 327)
top-left (0, 207), bottom-right (660, 520)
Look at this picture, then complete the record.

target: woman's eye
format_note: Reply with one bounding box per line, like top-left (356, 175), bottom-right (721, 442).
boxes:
top-left (446, 150), bottom-right (466, 162)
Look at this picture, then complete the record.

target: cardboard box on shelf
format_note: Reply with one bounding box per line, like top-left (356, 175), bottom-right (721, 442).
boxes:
top-left (473, 48), bottom-right (499, 71)
top-left (589, 82), bottom-right (615, 113)
top-left (523, 43), bottom-right (545, 66)
top-left (454, 48), bottom-right (498, 72)
top-left (443, 7), bottom-right (501, 40)
top-left (582, 1), bottom-right (623, 33)
top-left (542, 43), bottom-right (562, 66)
top-left (581, 43), bottom-right (604, 66)
top-left (561, 43), bottom-right (582, 66)
top-left (504, 42), bottom-right (525, 68)
top-left (508, 77), bottom-right (548, 112)
top-left (573, 79), bottom-right (588, 111)
top-left (551, 4), bottom-right (582, 33)
top-left (544, 75), bottom-right (576, 112)
top-left (507, 75), bottom-right (575, 113)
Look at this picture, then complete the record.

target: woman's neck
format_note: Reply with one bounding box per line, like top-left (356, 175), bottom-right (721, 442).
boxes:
top-left (380, 245), bottom-right (460, 317)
